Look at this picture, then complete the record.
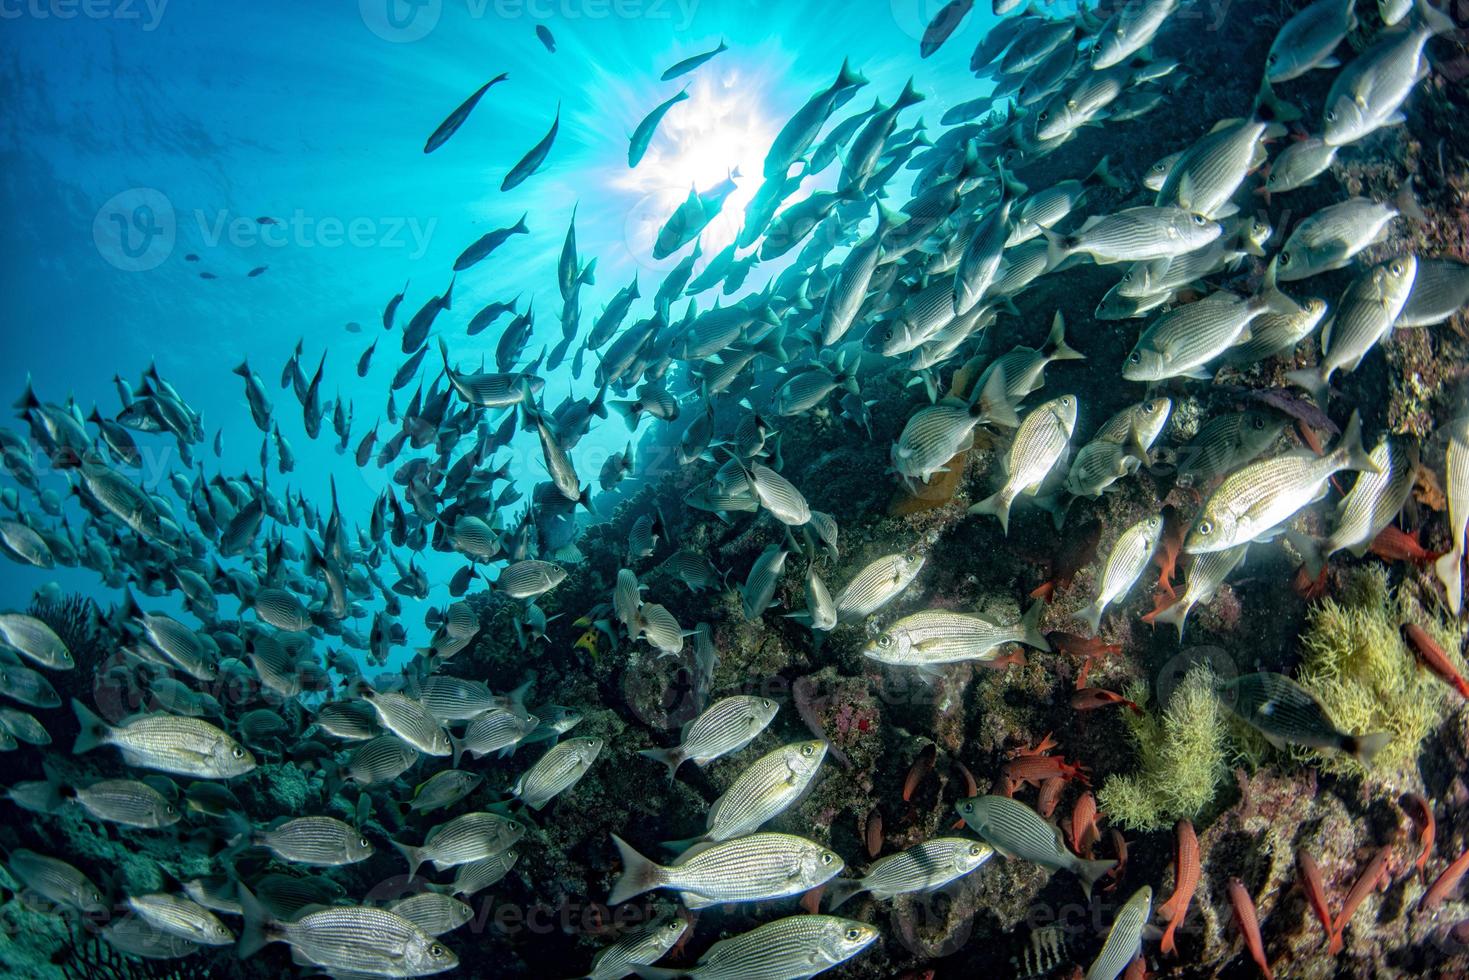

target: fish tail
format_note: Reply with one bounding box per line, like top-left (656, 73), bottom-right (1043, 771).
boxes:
top-left (1435, 549), bottom-right (1463, 616)
top-left (235, 884), bottom-right (277, 959)
top-left (1336, 411), bottom-right (1378, 474)
top-left (824, 877), bottom-right (867, 912)
top-left (1394, 180), bottom-right (1427, 225)
top-left (967, 488), bottom-right (1012, 534)
top-left (1160, 918), bottom-right (1181, 956)
top-left (1286, 530), bottom-right (1326, 581)
top-left (894, 78), bottom-right (924, 111)
top-left (1041, 228), bottom-right (1070, 269)
top-left (610, 400), bottom-right (643, 425)
top-left (513, 212), bottom-right (530, 235)
top-left (1086, 154), bottom-right (1125, 190)
top-left (1019, 599), bottom-right (1050, 652)
top-left (973, 361), bottom-right (1018, 427)
top-left (1416, 0), bottom-right (1457, 35)
top-left (1253, 77), bottom-right (1302, 124)
top-left (608, 833), bottom-right (665, 906)
top-left (1284, 367), bottom-right (1328, 405)
top-left (70, 698), bottom-right (110, 755)
top-left (1076, 857), bottom-right (1117, 900)
top-left (1071, 602), bottom-right (1103, 636)
top-left (1347, 731), bottom-right (1391, 766)
top-left (637, 746), bottom-right (687, 780)
top-left (389, 838), bottom-right (426, 879)
top-left (1149, 600), bottom-right (1191, 642)
top-left (1044, 311), bottom-right (1085, 362)
top-left (230, 360), bottom-right (250, 379)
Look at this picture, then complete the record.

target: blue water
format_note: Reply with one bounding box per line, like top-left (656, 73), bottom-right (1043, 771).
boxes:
top-left (1, 0), bottom-right (992, 635)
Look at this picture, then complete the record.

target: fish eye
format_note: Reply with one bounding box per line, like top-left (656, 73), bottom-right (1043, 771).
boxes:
top-left (1128, 352), bottom-right (1141, 364)
top-left (165, 804), bottom-right (177, 815)
top-left (904, 554), bottom-right (917, 564)
top-left (821, 852), bottom-right (835, 865)
top-left (1191, 214), bottom-right (1207, 225)
top-left (1061, 397), bottom-right (1071, 406)
top-left (1266, 53), bottom-right (1277, 64)
top-left (1325, 110), bottom-right (1336, 122)
top-left (1391, 260), bottom-right (1404, 275)
top-left (1252, 416), bottom-right (1266, 430)
top-left (231, 746), bottom-right (245, 759)
top-left (1279, 252), bottom-right (1292, 266)
top-left (359, 837), bottom-right (370, 848)
top-left (1121, 273), bottom-right (1133, 283)
top-left (1198, 520), bottom-right (1213, 535)
top-left (970, 844), bottom-right (984, 856)
top-left (1146, 400), bottom-right (1162, 413)
top-left (509, 821), bottom-right (521, 832)
top-left (761, 698), bottom-right (774, 710)
top-left (1038, 110), bottom-right (1048, 121)
top-left (429, 944), bottom-right (446, 958)
top-left (846, 927), bottom-right (863, 941)
top-left (960, 801), bottom-right (973, 813)
top-left (802, 744), bottom-right (815, 756)
top-left (883, 328), bottom-right (894, 341)
top-left (877, 634), bottom-right (893, 648)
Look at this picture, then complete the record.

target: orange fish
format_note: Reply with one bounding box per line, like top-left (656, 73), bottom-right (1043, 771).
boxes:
top-left (1032, 519), bottom-right (1102, 603)
top-left (1038, 775), bottom-right (1065, 819)
top-left (1227, 878), bottom-right (1274, 979)
top-left (1403, 793), bottom-right (1435, 880)
top-left (1153, 507), bottom-right (1187, 599)
top-left (1402, 623), bottom-right (1469, 699)
top-left (1329, 846), bottom-right (1391, 955)
top-left (1072, 687), bottom-right (1144, 715)
top-left (1069, 792), bottom-right (1099, 858)
top-left (1296, 850), bottom-right (1333, 947)
top-left (902, 743), bottom-right (937, 802)
top-left (1423, 847), bottom-right (1469, 911)
top-left (1008, 732), bottom-right (1058, 758)
top-left (1370, 525), bottom-right (1440, 564)
top-left (1002, 754), bottom-right (1089, 788)
top-left (1158, 819), bottom-right (1199, 955)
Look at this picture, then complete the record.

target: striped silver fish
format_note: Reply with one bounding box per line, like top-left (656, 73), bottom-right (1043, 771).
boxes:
top-left (451, 708), bottom-right (537, 765)
top-left (1187, 412), bottom-right (1378, 553)
top-left (347, 734), bottom-right (419, 785)
top-left (1287, 256), bottom-right (1418, 402)
top-left (636, 602), bottom-right (685, 654)
top-left (892, 391), bottom-right (1005, 486)
top-left (440, 338), bottom-right (539, 408)
top-left (608, 832), bottom-right (842, 908)
top-left (0, 662), bottom-right (60, 708)
top-left (408, 770), bottom-right (484, 813)
top-left (819, 215), bottom-right (886, 346)
top-left (1219, 672), bottom-right (1389, 763)
top-left (1154, 119), bottom-right (1274, 220)
top-left (1436, 414), bottom-right (1469, 615)
top-left (970, 395), bottom-right (1078, 533)
top-left (1323, 2), bottom-right (1454, 146)
top-left (391, 812), bottom-right (524, 877)
top-left (741, 462), bottom-right (811, 526)
top-left (1064, 441), bottom-right (1141, 500)
top-left (388, 892), bottom-right (474, 937)
top-left (1073, 516), bottom-right (1164, 634)
top-left (136, 611), bottom-right (216, 681)
top-left (253, 587), bottom-right (313, 632)
top-left (512, 736), bottom-right (602, 809)
top-left (585, 916), bottom-right (690, 980)
top-left (1091, 0), bottom-right (1179, 68)
top-left (1044, 206), bottom-right (1219, 266)
top-left (658, 550), bottom-right (722, 592)
top-left (495, 559), bottom-right (567, 600)
top-left (1092, 398), bottom-right (1172, 459)
top-left (703, 740), bottom-right (827, 842)
top-left (127, 893), bottom-right (235, 945)
top-left (315, 700), bottom-right (380, 741)
top-left (0, 613), bottom-right (72, 669)
top-left (1124, 289), bottom-right (1296, 382)
top-left (828, 837), bottom-right (993, 909)
top-left (250, 816), bottom-right (373, 867)
top-left (72, 778), bottom-right (179, 828)
top-left (363, 690), bottom-right (451, 757)
top-left (1149, 545), bottom-right (1249, 641)
top-left (7, 849), bottom-right (105, 911)
top-left (1085, 885), bottom-right (1152, 980)
top-left (72, 699), bottom-right (255, 779)
top-left (883, 275), bottom-right (958, 356)
top-left (1398, 258), bottom-right (1469, 328)
top-left (103, 915), bottom-right (201, 961)
top-left (645, 915), bottom-right (876, 980)
top-left (1276, 194), bottom-right (1415, 282)
top-left (640, 695), bottom-right (778, 777)
top-left (834, 551), bottom-right (925, 622)
top-left (954, 195), bottom-right (1012, 314)
top-left (741, 545), bottom-right (789, 621)
top-left (864, 600), bottom-right (1049, 668)
top-left (1264, 137), bottom-right (1339, 196)
top-left (241, 897), bottom-right (458, 977)
top-left (1227, 297), bottom-right (1329, 363)
top-left (955, 795), bottom-right (1115, 898)
top-left (1294, 437), bottom-right (1416, 577)
top-left (614, 567), bottom-right (643, 630)
top-left (788, 564), bottom-right (837, 633)
top-left (418, 676), bottom-right (507, 723)
top-left (1266, 0), bottom-right (1355, 82)
top-left (1176, 410), bottom-right (1284, 487)
top-left (441, 850), bottom-right (518, 898)
top-left (0, 706), bottom-right (47, 745)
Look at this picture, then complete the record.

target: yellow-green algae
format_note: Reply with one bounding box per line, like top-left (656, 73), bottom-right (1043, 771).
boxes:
top-left (1293, 566), bottom-right (1466, 780)
top-left (1098, 662), bottom-right (1230, 832)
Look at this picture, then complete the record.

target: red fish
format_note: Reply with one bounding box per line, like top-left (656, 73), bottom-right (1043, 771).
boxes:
top-left (1227, 878), bottom-right (1274, 979)
top-left (1329, 846), bottom-right (1391, 955)
top-left (1422, 846), bottom-right (1469, 911)
top-left (1050, 633), bottom-right (1121, 688)
top-left (1153, 508), bottom-right (1187, 599)
top-left (1404, 793), bottom-right (1435, 880)
top-left (1069, 792), bottom-right (1099, 858)
top-left (1370, 525), bottom-right (1440, 564)
top-left (1072, 687), bottom-right (1143, 715)
top-left (902, 743), bottom-right (937, 802)
top-left (865, 810), bottom-right (883, 858)
top-left (1002, 754), bottom-right (1089, 788)
top-left (1031, 519), bottom-right (1102, 603)
top-left (1038, 775), bottom-right (1065, 819)
top-left (1292, 564), bottom-right (1329, 599)
top-left (1008, 732), bottom-right (1058, 758)
top-left (1104, 828), bottom-right (1128, 891)
top-left (1158, 820), bottom-right (1199, 955)
top-left (1402, 623), bottom-right (1469, 699)
top-left (1296, 851), bottom-right (1333, 947)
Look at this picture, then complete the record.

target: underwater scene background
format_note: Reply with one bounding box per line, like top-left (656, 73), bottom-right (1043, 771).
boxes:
top-left (2, 0), bottom-right (1469, 976)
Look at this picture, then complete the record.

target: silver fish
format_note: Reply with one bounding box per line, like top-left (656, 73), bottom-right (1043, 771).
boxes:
top-left (1395, 257), bottom-right (1469, 328)
top-left (702, 740), bottom-right (828, 842)
top-left (741, 545), bottom-right (789, 621)
top-left (363, 690), bottom-right (451, 757)
top-left (584, 916), bottom-right (690, 980)
top-left (1286, 256), bottom-right (1417, 401)
top-left (1085, 886), bottom-right (1153, 980)
top-left (969, 395), bottom-right (1078, 533)
top-left (1226, 297), bottom-right (1330, 363)
top-left (1263, 137), bottom-right (1339, 196)
top-left (1124, 289), bottom-right (1297, 382)
top-left (72, 778), bottom-right (180, 828)
top-left (1435, 414), bottom-right (1469, 615)
top-left (834, 550), bottom-right (925, 622)
top-left (127, 893), bottom-right (235, 945)
top-left (1045, 207), bottom-right (1220, 266)
top-left (241, 897), bottom-right (458, 977)
top-left (249, 816), bottom-right (374, 867)
top-left (1073, 516), bottom-right (1164, 634)
top-left (1149, 545), bottom-right (1249, 641)
top-left (609, 832), bottom-right (843, 908)
top-left (1154, 118), bottom-right (1275, 220)
top-left (512, 736), bottom-right (602, 809)
top-left (388, 892), bottom-right (474, 938)
top-left (828, 837), bottom-right (993, 910)
top-left (0, 613), bottom-right (72, 669)
top-left (1294, 436), bottom-right (1416, 576)
top-left (391, 812), bottom-right (524, 876)
top-left (1275, 192), bottom-right (1417, 282)
top-left (639, 695), bottom-right (779, 777)
top-left (640, 915), bottom-right (876, 980)
top-left (495, 560), bottom-right (567, 600)
top-left (7, 849), bottom-right (105, 911)
top-left (955, 795), bottom-right (1115, 898)
top-left (1177, 410), bottom-right (1285, 487)
top-left (1219, 672), bottom-right (1389, 763)
top-left (864, 600), bottom-right (1049, 669)
top-left (1266, 0), bottom-right (1356, 83)
top-left (72, 699), bottom-right (255, 778)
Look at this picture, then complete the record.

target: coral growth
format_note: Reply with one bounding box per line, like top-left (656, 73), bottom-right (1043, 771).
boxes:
top-left (1293, 566), bottom-right (1467, 779)
top-left (1097, 662), bottom-right (1229, 831)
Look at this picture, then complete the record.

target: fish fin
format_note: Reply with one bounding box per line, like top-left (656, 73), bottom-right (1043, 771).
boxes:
top-left (235, 884), bottom-right (276, 959)
top-left (1018, 599), bottom-right (1051, 652)
top-left (70, 698), bottom-right (110, 755)
top-left (1149, 599), bottom-right (1191, 641)
top-left (967, 488), bottom-right (1012, 534)
top-left (1071, 603), bottom-right (1103, 636)
top-left (1284, 367), bottom-right (1328, 404)
top-left (1044, 311), bottom-right (1085, 362)
top-left (636, 745), bottom-right (687, 780)
top-left (1076, 857), bottom-right (1117, 901)
top-left (1286, 529), bottom-right (1326, 580)
top-left (1347, 731), bottom-right (1391, 766)
top-left (824, 877), bottom-right (867, 912)
top-left (1337, 411), bottom-right (1378, 474)
top-left (608, 833), bottom-right (666, 906)
top-left (1435, 550), bottom-right (1464, 616)
top-left (1394, 181), bottom-right (1427, 225)
top-left (388, 839), bottom-right (425, 879)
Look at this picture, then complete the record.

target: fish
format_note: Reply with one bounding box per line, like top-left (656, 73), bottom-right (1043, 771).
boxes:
top-left (452, 213), bottom-right (528, 271)
top-left (1177, 410), bottom-right (1285, 487)
top-left (638, 695), bottom-right (779, 777)
top-left (391, 812), bottom-right (524, 876)
top-left (1438, 414), bottom-right (1469, 615)
top-left (827, 837), bottom-right (993, 910)
top-left (1322, 0), bottom-right (1455, 146)
top-left (1145, 544), bottom-right (1249, 640)
top-left (501, 103), bottom-right (559, 191)
top-left (1085, 885), bottom-right (1152, 980)
top-left (1226, 297), bottom-right (1330, 364)
top-left (741, 544), bottom-right (789, 621)
top-left (408, 770), bottom-right (484, 813)
top-left (1091, 0), bottom-right (1179, 69)
top-left (700, 740), bottom-right (828, 842)
top-left (1292, 436), bottom-right (1416, 576)
top-left (511, 736), bottom-right (602, 809)
top-left (1397, 258), bottom-right (1469, 327)
top-left (969, 395), bottom-right (1079, 533)
top-left (1044, 207), bottom-right (1220, 266)
top-left (1186, 411), bottom-right (1379, 553)
top-left (629, 89), bottom-right (689, 168)
top-left (1219, 671), bottom-right (1390, 763)
top-left (494, 559), bottom-right (567, 599)
top-left (1123, 288), bottom-right (1299, 382)
top-left (834, 550), bottom-right (926, 622)
top-left (1155, 118), bottom-right (1278, 220)
top-left (1265, 0), bottom-right (1356, 83)
top-left (388, 892), bottom-right (475, 938)
top-left (0, 613), bottom-right (73, 669)
top-left (1073, 516), bottom-right (1164, 634)
top-left (425, 74), bottom-right (508, 153)
top-left (1227, 879), bottom-right (1274, 979)
top-left (127, 893), bottom-right (235, 945)
top-left (1158, 821), bottom-right (1200, 955)
top-left (65, 778), bottom-right (179, 827)
top-left (1263, 137), bottom-right (1340, 197)
top-left (863, 600), bottom-right (1049, 669)
top-left (6, 849), bottom-right (106, 911)
top-left (362, 689), bottom-right (451, 756)
top-left (241, 815), bottom-right (375, 866)
top-left (535, 24), bottom-right (555, 52)
top-left (72, 698), bottom-right (256, 778)
top-left (956, 794), bottom-right (1116, 898)
top-left (608, 832), bottom-right (843, 908)
top-left (1402, 623), bottom-right (1469, 700)
top-left (240, 891), bottom-right (458, 977)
